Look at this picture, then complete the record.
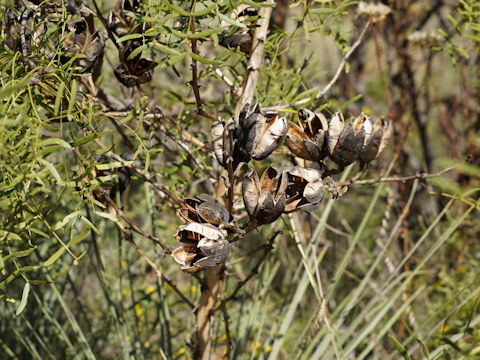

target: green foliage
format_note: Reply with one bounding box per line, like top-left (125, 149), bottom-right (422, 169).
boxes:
top-left (1, 0), bottom-right (480, 359)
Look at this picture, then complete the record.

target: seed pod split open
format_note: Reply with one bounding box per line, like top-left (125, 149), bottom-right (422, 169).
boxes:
top-left (283, 167), bottom-right (325, 213)
top-left (328, 112), bottom-right (367, 168)
top-left (172, 223), bottom-right (231, 272)
top-left (242, 166), bottom-right (287, 225)
top-left (358, 118), bottom-right (393, 165)
top-left (286, 109), bottom-right (329, 161)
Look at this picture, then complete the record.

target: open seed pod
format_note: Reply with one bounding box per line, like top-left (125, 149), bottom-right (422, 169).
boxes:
top-left (283, 167), bottom-right (325, 213)
top-left (327, 112), bottom-right (367, 168)
top-left (286, 109), bottom-right (329, 161)
top-left (178, 194), bottom-right (234, 227)
top-left (114, 42), bottom-right (153, 87)
top-left (172, 222), bottom-right (231, 272)
top-left (358, 118), bottom-right (393, 166)
top-left (242, 166), bottom-right (287, 225)
top-left (63, 17), bottom-right (106, 76)
top-left (108, 0), bottom-right (144, 38)
top-left (235, 104), bottom-right (288, 164)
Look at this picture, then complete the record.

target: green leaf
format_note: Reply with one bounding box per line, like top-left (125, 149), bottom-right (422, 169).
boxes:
top-left (96, 161), bottom-right (133, 170)
top-left (67, 79), bottom-right (77, 121)
top-left (54, 82), bottom-right (65, 116)
top-left (217, 13), bottom-right (247, 28)
top-left (43, 247), bottom-right (65, 267)
top-left (72, 133), bottom-right (99, 147)
top-left (38, 158), bottom-right (63, 184)
top-left (340, 94), bottom-right (363, 112)
top-left (190, 52), bottom-right (224, 66)
top-left (153, 42), bottom-right (180, 56)
top-left (38, 138), bottom-right (72, 150)
top-left (16, 282), bottom-right (30, 316)
top-left (117, 33), bottom-right (144, 43)
top-left (80, 216), bottom-right (100, 235)
top-left (388, 334), bottom-right (412, 360)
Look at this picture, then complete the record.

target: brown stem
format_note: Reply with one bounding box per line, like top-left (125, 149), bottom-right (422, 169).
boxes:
top-left (372, 25), bottom-right (393, 115)
top-left (194, 6), bottom-right (273, 359)
top-left (336, 166), bottom-right (455, 187)
top-left (189, 1), bottom-right (217, 122)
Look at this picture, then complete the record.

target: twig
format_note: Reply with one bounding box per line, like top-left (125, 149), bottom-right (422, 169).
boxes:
top-left (336, 166), bottom-right (455, 187)
top-left (263, 20), bottom-right (372, 112)
top-left (104, 150), bottom-right (184, 207)
top-left (126, 236), bottom-right (194, 309)
top-left (234, 2), bottom-right (274, 118)
top-left (372, 25), bottom-right (393, 112)
top-left (214, 231), bottom-right (280, 312)
top-left (103, 195), bottom-right (171, 253)
top-left (20, 7), bottom-right (36, 69)
top-left (90, 0), bottom-right (121, 51)
top-left (189, 1), bottom-right (217, 122)
top-left (221, 305), bottom-right (231, 359)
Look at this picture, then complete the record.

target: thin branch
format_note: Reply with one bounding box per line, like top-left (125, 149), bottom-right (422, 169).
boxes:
top-left (126, 236), bottom-right (195, 309)
top-left (214, 231), bottom-right (280, 312)
top-left (263, 20), bottom-right (372, 112)
top-left (20, 7), bottom-right (36, 69)
top-left (104, 150), bottom-right (184, 207)
top-left (103, 195), bottom-right (171, 253)
top-left (336, 166), bottom-right (455, 187)
top-left (189, 1), bottom-right (217, 122)
top-left (234, 2), bottom-right (274, 118)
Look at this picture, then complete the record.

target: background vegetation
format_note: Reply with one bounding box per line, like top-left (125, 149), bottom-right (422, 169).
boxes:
top-left (1, 0), bottom-right (479, 359)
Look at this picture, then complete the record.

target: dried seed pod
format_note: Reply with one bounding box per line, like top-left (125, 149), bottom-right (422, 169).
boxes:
top-left (234, 104), bottom-right (288, 165)
top-left (108, 0), bottom-right (143, 38)
top-left (286, 109), bottom-right (329, 161)
top-left (327, 112), bottom-right (366, 168)
top-left (242, 166), bottom-right (287, 225)
top-left (283, 167), bottom-right (325, 213)
top-left (218, 6), bottom-right (257, 53)
top-left (63, 18), bottom-right (106, 75)
top-left (114, 57), bottom-right (153, 87)
top-left (172, 223), bottom-right (231, 272)
top-left (358, 118), bottom-right (393, 165)
top-left (174, 222), bottom-right (228, 245)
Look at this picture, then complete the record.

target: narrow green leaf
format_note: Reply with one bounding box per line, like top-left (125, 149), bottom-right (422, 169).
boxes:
top-left (217, 12), bottom-right (247, 28)
top-left (388, 334), bottom-right (412, 360)
top-left (72, 133), bottom-right (98, 147)
top-left (153, 42), bottom-right (180, 56)
top-left (190, 52), bottom-right (224, 66)
top-left (80, 216), bottom-right (100, 235)
top-left (54, 82), bottom-right (65, 116)
top-left (16, 282), bottom-right (30, 315)
top-left (43, 247), bottom-right (65, 267)
top-left (39, 159), bottom-right (63, 183)
top-left (67, 79), bottom-right (77, 120)
top-left (96, 161), bottom-right (133, 170)
top-left (38, 138), bottom-right (72, 150)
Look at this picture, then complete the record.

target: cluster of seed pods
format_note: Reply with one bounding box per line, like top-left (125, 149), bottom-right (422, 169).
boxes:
top-left (173, 106), bottom-right (393, 272)
top-left (172, 195), bottom-right (236, 273)
top-left (286, 109), bottom-right (393, 169)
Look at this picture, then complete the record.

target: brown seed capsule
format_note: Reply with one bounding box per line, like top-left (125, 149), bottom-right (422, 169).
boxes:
top-left (286, 109), bottom-right (329, 161)
top-left (242, 166), bottom-right (287, 225)
top-left (235, 104), bottom-right (288, 163)
top-left (172, 223), bottom-right (231, 272)
top-left (327, 112), bottom-right (366, 168)
top-left (283, 167), bottom-right (325, 213)
top-left (358, 118), bottom-right (393, 165)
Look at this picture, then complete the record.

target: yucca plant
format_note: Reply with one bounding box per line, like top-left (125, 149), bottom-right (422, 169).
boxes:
top-left (1, 0), bottom-right (479, 359)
